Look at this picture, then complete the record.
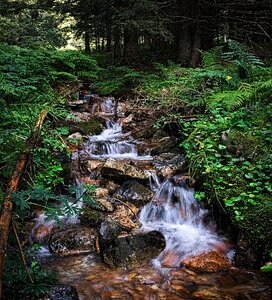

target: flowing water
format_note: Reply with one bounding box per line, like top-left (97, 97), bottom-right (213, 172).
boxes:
top-left (34, 95), bottom-right (271, 299)
top-left (140, 178), bottom-right (227, 268)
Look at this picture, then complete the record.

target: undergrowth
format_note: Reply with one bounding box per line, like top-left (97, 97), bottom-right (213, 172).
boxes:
top-left (137, 40), bottom-right (272, 267)
top-left (0, 43), bottom-right (99, 296)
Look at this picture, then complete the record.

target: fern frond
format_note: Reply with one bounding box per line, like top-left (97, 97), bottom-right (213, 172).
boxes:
top-left (199, 46), bottom-right (224, 70)
top-left (208, 90), bottom-right (253, 111)
top-left (223, 40), bottom-right (264, 78)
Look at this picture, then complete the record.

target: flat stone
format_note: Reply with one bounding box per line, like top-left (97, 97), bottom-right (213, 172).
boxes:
top-left (49, 226), bottom-right (97, 255)
top-left (101, 159), bottom-right (149, 180)
top-left (114, 180), bottom-right (154, 207)
top-left (182, 250), bottom-right (232, 272)
top-left (107, 201), bottom-right (139, 231)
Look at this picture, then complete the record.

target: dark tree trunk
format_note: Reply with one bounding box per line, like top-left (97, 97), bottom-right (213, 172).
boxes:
top-left (190, 0), bottom-right (201, 67)
top-left (106, 21), bottom-right (112, 52)
top-left (122, 29), bottom-right (139, 64)
top-left (84, 31), bottom-right (91, 54)
top-left (113, 31), bottom-right (122, 62)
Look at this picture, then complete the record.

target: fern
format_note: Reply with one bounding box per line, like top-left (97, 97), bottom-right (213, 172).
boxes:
top-left (199, 46), bottom-right (224, 70)
top-left (223, 39), bottom-right (264, 79)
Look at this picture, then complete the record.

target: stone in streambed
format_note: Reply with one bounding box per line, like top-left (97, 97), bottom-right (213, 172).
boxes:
top-left (101, 159), bottom-right (149, 180)
top-left (154, 153), bottom-right (185, 177)
top-left (114, 180), bottom-right (154, 207)
top-left (38, 284), bottom-right (79, 300)
top-left (102, 231), bottom-right (166, 269)
top-left (80, 208), bottom-right (107, 227)
top-left (49, 226), bottom-right (97, 255)
top-left (99, 220), bottom-right (123, 252)
top-left (182, 250), bottom-right (232, 272)
top-left (108, 201), bottom-right (139, 231)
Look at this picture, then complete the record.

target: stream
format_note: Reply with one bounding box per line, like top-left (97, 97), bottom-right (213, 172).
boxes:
top-left (34, 95), bottom-right (271, 299)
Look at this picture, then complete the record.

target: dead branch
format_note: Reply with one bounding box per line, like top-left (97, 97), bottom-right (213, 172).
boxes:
top-left (12, 221), bottom-right (34, 284)
top-left (0, 110), bottom-right (47, 298)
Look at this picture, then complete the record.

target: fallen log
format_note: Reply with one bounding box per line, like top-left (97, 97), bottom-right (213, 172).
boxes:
top-left (0, 109), bottom-right (48, 298)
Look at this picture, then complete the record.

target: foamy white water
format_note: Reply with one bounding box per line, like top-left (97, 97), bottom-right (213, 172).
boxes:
top-left (140, 177), bottom-right (225, 267)
top-left (82, 115), bottom-right (152, 160)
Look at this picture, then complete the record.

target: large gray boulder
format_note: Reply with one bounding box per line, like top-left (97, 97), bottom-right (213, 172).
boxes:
top-left (101, 231), bottom-right (166, 269)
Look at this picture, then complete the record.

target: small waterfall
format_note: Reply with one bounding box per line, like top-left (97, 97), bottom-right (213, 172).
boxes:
top-left (140, 176), bottom-right (225, 267)
top-left (82, 116), bottom-right (152, 160)
top-left (145, 170), bottom-right (161, 192)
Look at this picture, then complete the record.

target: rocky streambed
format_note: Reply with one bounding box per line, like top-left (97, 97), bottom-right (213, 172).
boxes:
top-left (33, 94), bottom-right (271, 299)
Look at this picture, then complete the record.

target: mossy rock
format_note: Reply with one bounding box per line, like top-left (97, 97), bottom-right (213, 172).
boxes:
top-left (77, 116), bottom-right (105, 135)
top-left (80, 208), bottom-right (107, 227)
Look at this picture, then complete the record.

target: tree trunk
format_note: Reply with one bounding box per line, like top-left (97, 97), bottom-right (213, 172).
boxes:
top-left (190, 0), bottom-right (201, 67)
top-left (0, 110), bottom-right (48, 298)
top-left (106, 22), bottom-right (112, 52)
top-left (121, 29), bottom-right (139, 64)
top-left (84, 31), bottom-right (91, 54)
top-left (113, 31), bottom-right (122, 62)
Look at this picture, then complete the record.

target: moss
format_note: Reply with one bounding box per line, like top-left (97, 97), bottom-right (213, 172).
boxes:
top-left (77, 116), bottom-right (105, 135)
top-left (238, 198), bottom-right (272, 251)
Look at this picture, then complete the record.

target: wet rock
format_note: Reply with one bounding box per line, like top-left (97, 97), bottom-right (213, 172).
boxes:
top-left (80, 208), bottom-right (107, 227)
top-left (102, 231), bottom-right (166, 269)
top-left (135, 126), bottom-right (157, 139)
top-left (99, 220), bottom-right (123, 252)
top-left (114, 180), bottom-right (154, 207)
top-left (154, 153), bottom-right (185, 177)
top-left (39, 284), bottom-right (79, 300)
top-left (49, 226), bottom-right (97, 255)
top-left (86, 159), bottom-right (105, 173)
top-left (152, 129), bottom-right (169, 141)
top-left (108, 201), bottom-right (139, 231)
top-left (182, 251), bottom-right (232, 272)
top-left (192, 289), bottom-right (223, 299)
top-left (234, 246), bottom-right (259, 268)
top-left (101, 159), bottom-right (149, 180)
top-left (67, 112), bottom-right (92, 122)
top-left (31, 219), bottom-right (56, 243)
top-left (150, 137), bottom-right (180, 155)
top-left (76, 116), bottom-right (106, 135)
top-left (68, 132), bottom-right (83, 141)
top-left (173, 175), bottom-right (196, 188)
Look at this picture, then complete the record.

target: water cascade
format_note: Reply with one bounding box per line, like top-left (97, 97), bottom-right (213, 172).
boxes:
top-left (140, 177), bottom-right (226, 267)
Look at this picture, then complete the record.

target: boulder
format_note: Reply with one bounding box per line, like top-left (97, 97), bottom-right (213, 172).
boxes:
top-left (154, 153), bottom-right (185, 177)
top-left (80, 208), bottom-right (107, 227)
top-left (99, 220), bottom-right (123, 254)
top-left (49, 226), bottom-right (97, 255)
top-left (182, 250), bottom-right (232, 272)
top-left (150, 137), bottom-right (180, 155)
top-left (86, 159), bottom-right (105, 173)
top-left (114, 180), bottom-right (154, 207)
top-left (108, 201), bottom-right (139, 231)
top-left (101, 159), bottom-right (149, 180)
top-left (102, 231), bottom-right (166, 269)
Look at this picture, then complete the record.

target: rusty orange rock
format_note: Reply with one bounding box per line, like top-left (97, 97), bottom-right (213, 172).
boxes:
top-left (182, 250), bottom-right (232, 272)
